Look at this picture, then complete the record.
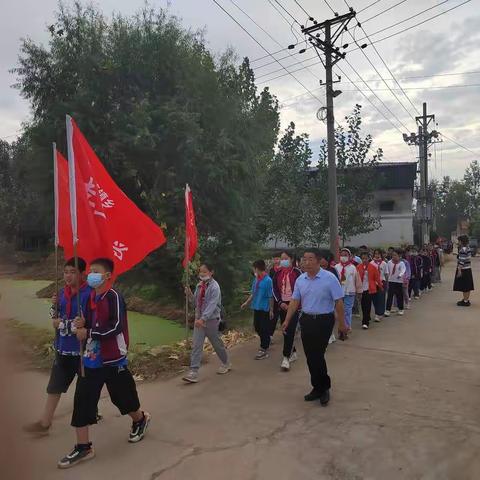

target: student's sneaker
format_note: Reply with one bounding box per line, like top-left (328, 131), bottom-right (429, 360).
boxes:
top-left (406, 303), bottom-right (411, 310)
top-left (362, 324), bottom-right (369, 330)
top-left (414, 295), bottom-right (420, 300)
top-left (182, 370), bottom-right (199, 383)
top-left (23, 421), bottom-right (50, 435)
top-left (319, 390), bottom-right (330, 407)
top-left (281, 357), bottom-right (290, 371)
top-left (217, 363), bottom-right (232, 375)
top-left (384, 310), bottom-right (391, 317)
top-left (129, 412), bottom-right (151, 443)
top-left (398, 310), bottom-right (405, 316)
top-left (57, 443), bottom-right (95, 469)
top-left (328, 334), bottom-right (336, 344)
top-left (304, 389), bottom-right (322, 402)
top-left (374, 315), bottom-right (381, 323)
top-left (255, 350), bottom-right (269, 360)
top-left (289, 351), bottom-right (298, 363)
top-left (457, 300), bottom-right (471, 307)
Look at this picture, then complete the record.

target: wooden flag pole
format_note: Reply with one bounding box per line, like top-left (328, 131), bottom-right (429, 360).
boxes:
top-left (53, 143), bottom-right (60, 319)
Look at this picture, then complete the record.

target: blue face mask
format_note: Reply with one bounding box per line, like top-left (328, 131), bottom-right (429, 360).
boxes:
top-left (280, 259), bottom-right (291, 268)
top-left (87, 272), bottom-right (104, 288)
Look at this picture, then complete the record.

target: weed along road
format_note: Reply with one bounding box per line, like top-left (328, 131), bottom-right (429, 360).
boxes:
top-left (2, 259), bottom-right (480, 479)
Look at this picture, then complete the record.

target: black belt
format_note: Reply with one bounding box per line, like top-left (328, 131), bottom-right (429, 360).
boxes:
top-left (301, 312), bottom-right (334, 320)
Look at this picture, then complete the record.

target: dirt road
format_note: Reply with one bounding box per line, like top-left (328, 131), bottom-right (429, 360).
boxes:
top-left (2, 259), bottom-right (480, 480)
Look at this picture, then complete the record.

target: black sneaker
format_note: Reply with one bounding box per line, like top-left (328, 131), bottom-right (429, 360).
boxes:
top-left (57, 444), bottom-right (95, 469)
top-left (320, 390), bottom-right (330, 407)
top-left (304, 389), bottom-right (322, 402)
top-left (457, 300), bottom-right (471, 307)
top-left (129, 411), bottom-right (151, 443)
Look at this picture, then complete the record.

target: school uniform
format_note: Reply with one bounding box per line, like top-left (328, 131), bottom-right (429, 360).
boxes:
top-left (273, 267), bottom-right (302, 358)
top-left (386, 260), bottom-right (406, 312)
top-left (420, 254), bottom-right (432, 291)
top-left (71, 288), bottom-right (140, 428)
top-left (370, 259), bottom-right (388, 317)
top-left (335, 262), bottom-right (361, 329)
top-left (251, 274), bottom-right (274, 351)
top-left (408, 254), bottom-right (423, 298)
top-left (47, 284), bottom-right (92, 395)
top-left (357, 263), bottom-right (382, 327)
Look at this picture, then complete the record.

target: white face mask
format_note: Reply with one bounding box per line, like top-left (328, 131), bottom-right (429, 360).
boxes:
top-left (339, 256), bottom-right (349, 263)
top-left (199, 275), bottom-right (210, 282)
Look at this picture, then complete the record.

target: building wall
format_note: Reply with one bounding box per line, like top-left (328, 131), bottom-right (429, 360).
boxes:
top-left (346, 189), bottom-right (414, 247)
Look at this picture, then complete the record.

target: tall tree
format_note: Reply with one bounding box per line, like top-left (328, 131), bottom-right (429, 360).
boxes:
top-left (261, 122), bottom-right (313, 248)
top-left (11, 2), bottom-right (280, 302)
top-left (315, 104), bottom-right (382, 245)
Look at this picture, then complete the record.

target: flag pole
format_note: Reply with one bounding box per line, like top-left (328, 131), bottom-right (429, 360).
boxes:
top-left (66, 115), bottom-right (85, 377)
top-left (185, 197), bottom-right (190, 342)
top-left (53, 143), bottom-right (59, 319)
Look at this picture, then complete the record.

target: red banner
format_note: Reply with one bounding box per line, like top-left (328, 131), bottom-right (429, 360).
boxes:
top-left (183, 184), bottom-right (198, 268)
top-left (60, 117), bottom-right (166, 276)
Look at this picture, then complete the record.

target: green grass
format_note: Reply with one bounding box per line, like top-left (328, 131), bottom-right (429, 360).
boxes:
top-left (128, 311), bottom-right (184, 347)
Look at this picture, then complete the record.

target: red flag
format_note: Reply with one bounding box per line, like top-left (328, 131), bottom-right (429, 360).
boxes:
top-left (55, 150), bottom-right (74, 252)
top-left (64, 115), bottom-right (166, 276)
top-left (183, 184), bottom-right (198, 268)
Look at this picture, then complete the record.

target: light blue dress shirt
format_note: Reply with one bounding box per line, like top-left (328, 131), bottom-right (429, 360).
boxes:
top-left (292, 269), bottom-right (344, 314)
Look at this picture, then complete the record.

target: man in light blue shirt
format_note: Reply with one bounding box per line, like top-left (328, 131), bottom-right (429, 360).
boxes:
top-left (282, 248), bottom-right (346, 406)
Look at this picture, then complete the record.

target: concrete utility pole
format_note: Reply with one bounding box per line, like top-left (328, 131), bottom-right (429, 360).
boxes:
top-left (403, 102), bottom-right (441, 245)
top-left (301, 10), bottom-right (356, 258)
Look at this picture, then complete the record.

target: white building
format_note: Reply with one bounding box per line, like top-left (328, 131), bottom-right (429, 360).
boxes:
top-left (347, 162), bottom-right (417, 247)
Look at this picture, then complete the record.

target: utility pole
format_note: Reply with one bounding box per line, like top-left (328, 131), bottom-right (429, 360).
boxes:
top-left (301, 10), bottom-right (356, 258)
top-left (403, 102), bottom-right (441, 245)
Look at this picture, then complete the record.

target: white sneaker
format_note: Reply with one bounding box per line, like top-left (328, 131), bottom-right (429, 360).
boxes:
top-left (329, 334), bottom-right (336, 344)
top-left (255, 350), bottom-right (269, 360)
top-left (281, 357), bottom-right (290, 371)
top-left (217, 363), bottom-right (232, 375)
top-left (384, 311), bottom-right (391, 317)
top-left (362, 324), bottom-right (369, 330)
top-left (406, 303), bottom-right (411, 310)
top-left (398, 310), bottom-right (405, 316)
top-left (289, 351), bottom-right (298, 363)
top-left (374, 315), bottom-right (381, 322)
top-left (182, 370), bottom-right (199, 383)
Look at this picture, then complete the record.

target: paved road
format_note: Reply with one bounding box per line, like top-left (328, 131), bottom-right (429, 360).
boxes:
top-left (2, 259), bottom-right (480, 480)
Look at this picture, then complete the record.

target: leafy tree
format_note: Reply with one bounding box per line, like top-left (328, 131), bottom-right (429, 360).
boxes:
top-left (316, 104), bottom-right (382, 246)
top-left (260, 122), bottom-right (313, 247)
top-left (463, 160), bottom-right (480, 217)
top-left (10, 2), bottom-right (280, 303)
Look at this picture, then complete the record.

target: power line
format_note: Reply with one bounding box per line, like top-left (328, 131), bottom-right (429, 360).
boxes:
top-left (358, 0), bottom-right (384, 15)
top-left (441, 133), bottom-right (478, 158)
top-left (362, 0), bottom-right (409, 24)
top-left (211, 0), bottom-right (325, 105)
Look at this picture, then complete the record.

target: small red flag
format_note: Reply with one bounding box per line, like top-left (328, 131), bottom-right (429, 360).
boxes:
top-left (62, 116), bottom-right (166, 276)
top-left (183, 184), bottom-right (198, 268)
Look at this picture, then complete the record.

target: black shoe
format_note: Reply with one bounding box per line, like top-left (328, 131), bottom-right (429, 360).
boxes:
top-left (457, 300), bottom-right (471, 307)
top-left (128, 411), bottom-right (151, 443)
top-left (57, 444), bottom-right (95, 469)
top-left (319, 390), bottom-right (330, 406)
top-left (304, 389), bottom-right (322, 402)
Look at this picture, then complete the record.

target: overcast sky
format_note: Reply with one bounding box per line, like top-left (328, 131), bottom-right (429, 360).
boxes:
top-left (1, 0), bottom-right (478, 179)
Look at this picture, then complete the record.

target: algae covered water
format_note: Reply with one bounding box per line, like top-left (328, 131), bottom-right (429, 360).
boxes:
top-left (0, 279), bottom-right (184, 347)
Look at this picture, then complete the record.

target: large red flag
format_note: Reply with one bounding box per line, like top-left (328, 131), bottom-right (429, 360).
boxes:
top-left (64, 115), bottom-right (166, 276)
top-left (55, 150), bottom-right (74, 252)
top-left (182, 184), bottom-right (198, 268)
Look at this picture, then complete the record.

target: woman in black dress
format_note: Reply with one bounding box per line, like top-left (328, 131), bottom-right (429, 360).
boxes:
top-left (453, 235), bottom-right (474, 306)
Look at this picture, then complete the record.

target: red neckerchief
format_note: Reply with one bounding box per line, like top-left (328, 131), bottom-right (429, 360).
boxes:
top-left (280, 267), bottom-right (293, 294)
top-left (359, 263), bottom-right (368, 281)
top-left (63, 282), bottom-right (87, 318)
top-left (198, 280), bottom-right (209, 310)
top-left (255, 272), bottom-right (267, 294)
top-left (374, 259), bottom-right (382, 266)
top-left (392, 260), bottom-right (398, 275)
top-left (339, 260), bottom-right (351, 282)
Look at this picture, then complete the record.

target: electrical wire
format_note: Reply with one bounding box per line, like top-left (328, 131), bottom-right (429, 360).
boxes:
top-left (358, 0), bottom-right (384, 15)
top-left (441, 133), bottom-right (478, 158)
top-left (211, 0), bottom-right (325, 105)
top-left (362, 0), bottom-right (409, 24)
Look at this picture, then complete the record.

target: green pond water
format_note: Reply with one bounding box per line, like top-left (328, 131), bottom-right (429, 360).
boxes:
top-left (0, 279), bottom-right (184, 347)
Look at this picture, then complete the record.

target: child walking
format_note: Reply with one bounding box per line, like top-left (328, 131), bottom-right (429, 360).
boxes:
top-left (370, 249), bottom-right (388, 322)
top-left (401, 249), bottom-right (412, 310)
top-left (58, 258), bottom-right (150, 469)
top-left (335, 248), bottom-right (362, 337)
top-left (241, 260), bottom-right (274, 360)
top-left (385, 250), bottom-right (406, 317)
top-left (24, 258), bottom-right (91, 435)
top-left (183, 263), bottom-right (231, 383)
top-left (454, 235), bottom-right (474, 306)
top-left (356, 252), bottom-right (383, 330)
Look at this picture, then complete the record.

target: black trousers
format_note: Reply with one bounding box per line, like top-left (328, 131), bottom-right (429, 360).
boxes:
top-left (299, 313), bottom-right (335, 393)
top-left (361, 291), bottom-right (373, 326)
top-left (421, 273), bottom-right (431, 291)
top-left (279, 306), bottom-right (299, 358)
top-left (386, 282), bottom-right (404, 311)
top-left (254, 310), bottom-right (271, 351)
top-left (269, 303), bottom-right (280, 336)
top-left (409, 277), bottom-right (420, 297)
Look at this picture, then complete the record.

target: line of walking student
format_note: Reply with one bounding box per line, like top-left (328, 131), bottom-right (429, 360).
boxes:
top-left (23, 240), bottom-right (458, 470)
